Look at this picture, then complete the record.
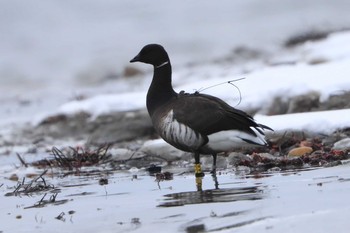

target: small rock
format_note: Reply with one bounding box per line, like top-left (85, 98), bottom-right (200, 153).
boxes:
top-left (27, 146), bottom-right (38, 154)
top-left (311, 150), bottom-right (323, 156)
top-left (266, 96), bottom-right (289, 115)
top-left (186, 224), bottom-right (206, 233)
top-left (258, 153), bottom-right (276, 160)
top-left (130, 217), bottom-right (141, 225)
top-left (155, 172), bottom-right (173, 181)
top-left (227, 152), bottom-right (252, 166)
top-left (287, 92), bottom-right (320, 114)
top-left (147, 164), bottom-right (162, 173)
top-left (268, 167), bottom-right (282, 172)
top-left (9, 174), bottom-right (19, 181)
top-left (234, 166), bottom-right (251, 175)
top-left (322, 135), bottom-right (341, 147)
top-left (320, 91), bottom-right (350, 110)
top-left (288, 146), bottom-right (313, 157)
top-left (324, 160), bottom-right (342, 167)
top-left (125, 159), bottom-right (162, 168)
top-left (140, 139), bottom-right (184, 162)
top-left (333, 138), bottom-right (350, 150)
top-left (99, 178), bottom-right (108, 185)
top-left (284, 30), bottom-right (329, 47)
top-left (307, 57), bottom-right (328, 65)
top-left (89, 110), bottom-right (153, 144)
top-left (129, 167), bottom-right (139, 173)
top-left (300, 140), bottom-right (313, 147)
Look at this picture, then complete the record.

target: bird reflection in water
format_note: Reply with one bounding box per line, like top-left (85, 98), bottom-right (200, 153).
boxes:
top-left (158, 173), bottom-right (265, 208)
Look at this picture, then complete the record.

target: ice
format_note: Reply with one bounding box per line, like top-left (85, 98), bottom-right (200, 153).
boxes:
top-left (1, 164), bottom-right (350, 233)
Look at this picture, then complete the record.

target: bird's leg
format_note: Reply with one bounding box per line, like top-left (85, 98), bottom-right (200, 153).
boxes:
top-left (211, 172), bottom-right (219, 189)
top-left (195, 177), bottom-right (203, 191)
top-left (194, 152), bottom-right (205, 177)
top-left (211, 154), bottom-right (219, 189)
top-left (210, 153), bottom-right (217, 174)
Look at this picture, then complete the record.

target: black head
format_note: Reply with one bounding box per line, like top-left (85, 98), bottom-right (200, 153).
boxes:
top-left (130, 44), bottom-right (170, 67)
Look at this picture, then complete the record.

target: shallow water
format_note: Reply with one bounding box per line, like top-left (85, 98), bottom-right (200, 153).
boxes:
top-left (1, 155), bottom-right (350, 233)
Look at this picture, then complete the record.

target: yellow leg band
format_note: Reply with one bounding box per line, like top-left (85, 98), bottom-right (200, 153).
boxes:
top-left (194, 163), bottom-right (202, 174)
top-left (195, 177), bottom-right (203, 191)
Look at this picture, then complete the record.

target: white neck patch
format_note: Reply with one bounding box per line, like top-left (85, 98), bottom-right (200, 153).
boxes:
top-left (155, 61), bottom-right (169, 69)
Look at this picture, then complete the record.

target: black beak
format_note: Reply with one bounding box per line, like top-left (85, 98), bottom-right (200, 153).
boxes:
top-left (130, 54), bottom-right (140, 63)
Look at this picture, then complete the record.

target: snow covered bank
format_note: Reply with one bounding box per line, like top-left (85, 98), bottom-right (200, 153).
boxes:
top-left (2, 1), bottom-right (350, 137)
top-left (49, 31), bottom-right (350, 134)
top-left (255, 109), bottom-right (350, 134)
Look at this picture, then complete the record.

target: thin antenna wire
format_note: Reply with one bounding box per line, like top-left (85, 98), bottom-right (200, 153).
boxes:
top-left (197, 78), bottom-right (245, 107)
top-left (197, 78), bottom-right (245, 93)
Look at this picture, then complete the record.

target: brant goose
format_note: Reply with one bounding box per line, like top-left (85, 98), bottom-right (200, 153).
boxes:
top-left (130, 44), bottom-right (272, 177)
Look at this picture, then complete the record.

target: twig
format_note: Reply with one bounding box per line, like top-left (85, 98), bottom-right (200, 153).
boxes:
top-left (25, 170), bottom-right (48, 192)
top-left (55, 212), bottom-right (65, 221)
top-left (13, 177), bottom-right (25, 194)
top-left (16, 153), bottom-right (28, 167)
top-left (34, 170), bottom-right (48, 182)
top-left (98, 143), bottom-right (111, 160)
top-left (50, 193), bottom-right (58, 202)
top-left (13, 182), bottom-right (22, 193)
top-left (38, 193), bottom-right (47, 206)
top-left (52, 147), bottom-right (74, 169)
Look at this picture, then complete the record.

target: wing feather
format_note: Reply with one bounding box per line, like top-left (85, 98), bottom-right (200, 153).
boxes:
top-left (168, 93), bottom-right (268, 136)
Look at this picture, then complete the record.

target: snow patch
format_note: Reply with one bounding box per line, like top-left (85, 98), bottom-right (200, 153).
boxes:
top-left (255, 109), bottom-right (350, 133)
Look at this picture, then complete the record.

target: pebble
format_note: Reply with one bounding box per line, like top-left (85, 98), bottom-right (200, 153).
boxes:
top-left (9, 174), bottom-right (19, 181)
top-left (288, 146), bottom-right (313, 156)
top-left (268, 167), bottom-right (282, 173)
top-left (234, 166), bottom-right (251, 176)
top-left (311, 150), bottom-right (323, 156)
top-left (140, 139), bottom-right (184, 162)
top-left (333, 138), bottom-right (350, 150)
top-left (227, 152), bottom-right (252, 166)
top-left (257, 153), bottom-right (276, 160)
top-left (128, 167), bottom-right (139, 173)
top-left (300, 140), bottom-right (313, 147)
